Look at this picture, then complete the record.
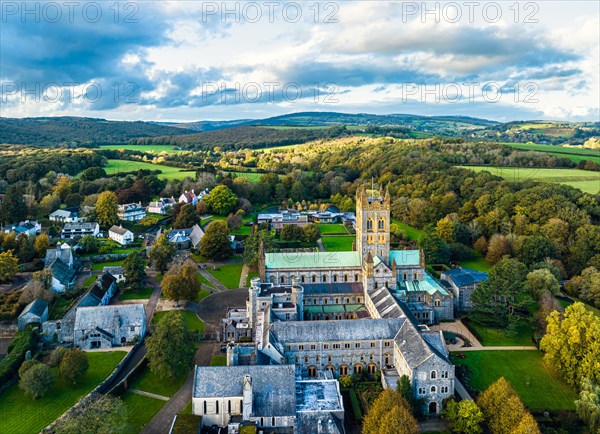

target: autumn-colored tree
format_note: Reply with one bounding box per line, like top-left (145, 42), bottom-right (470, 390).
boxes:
top-left (34, 234), bottom-right (50, 257)
top-left (485, 233), bottom-right (510, 264)
top-left (95, 191), bottom-right (119, 227)
top-left (380, 404), bottom-right (420, 434)
top-left (0, 251), bottom-right (19, 282)
top-left (60, 348), bottom-right (89, 385)
top-left (148, 233), bottom-right (175, 274)
top-left (443, 399), bottom-right (484, 434)
top-left (161, 260), bottom-right (200, 305)
top-left (362, 389), bottom-right (417, 434)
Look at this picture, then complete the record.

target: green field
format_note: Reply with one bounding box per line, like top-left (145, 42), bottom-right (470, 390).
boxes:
top-left (318, 224), bottom-right (349, 235)
top-left (103, 159), bottom-right (197, 180)
top-left (503, 142), bottom-right (600, 164)
top-left (322, 235), bottom-right (355, 252)
top-left (100, 144), bottom-right (180, 154)
top-left (121, 390), bottom-right (166, 434)
top-left (120, 286), bottom-right (154, 300)
top-left (453, 350), bottom-right (577, 410)
top-left (391, 219), bottom-right (424, 241)
top-left (0, 351), bottom-right (126, 434)
top-left (207, 262), bottom-right (244, 289)
top-left (457, 165), bottom-right (600, 194)
top-left (228, 171), bottom-right (263, 182)
top-left (458, 256), bottom-right (492, 272)
top-left (153, 310), bottom-right (205, 334)
top-left (130, 367), bottom-right (186, 398)
top-left (463, 318), bottom-right (534, 346)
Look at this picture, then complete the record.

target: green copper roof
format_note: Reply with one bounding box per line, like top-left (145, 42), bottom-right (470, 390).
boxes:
top-left (389, 249), bottom-right (421, 267)
top-left (265, 251), bottom-right (361, 269)
top-left (399, 272), bottom-right (450, 297)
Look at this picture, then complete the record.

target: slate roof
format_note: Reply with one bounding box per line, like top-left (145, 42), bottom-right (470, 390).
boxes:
top-left (265, 251), bottom-right (361, 269)
top-left (193, 365), bottom-right (296, 417)
top-left (74, 304), bottom-right (145, 332)
top-left (367, 286), bottom-right (404, 318)
top-left (63, 222), bottom-right (99, 231)
top-left (269, 318), bottom-right (405, 343)
top-left (20, 299), bottom-right (48, 318)
top-left (302, 283), bottom-right (363, 294)
top-left (103, 266), bottom-right (124, 277)
top-left (50, 259), bottom-right (80, 285)
top-left (389, 249), bottom-right (421, 267)
top-left (109, 225), bottom-right (132, 236)
top-left (443, 268), bottom-right (488, 287)
top-left (50, 207), bottom-right (80, 218)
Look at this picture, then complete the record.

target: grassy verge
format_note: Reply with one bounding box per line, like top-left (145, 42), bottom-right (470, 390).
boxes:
top-left (196, 273), bottom-right (214, 288)
top-left (130, 367), bottom-right (186, 398)
top-left (121, 391), bottom-right (166, 433)
top-left (207, 263), bottom-right (243, 289)
top-left (462, 318), bottom-right (534, 346)
top-left (453, 350), bottom-right (577, 411)
top-left (0, 351), bottom-right (126, 434)
top-left (153, 310), bottom-right (205, 334)
top-left (458, 256), bottom-right (492, 272)
top-left (194, 289), bottom-right (211, 302)
top-left (120, 287), bottom-right (154, 300)
top-left (391, 219), bottom-right (424, 241)
top-left (83, 275), bottom-right (97, 287)
top-left (321, 235), bottom-right (355, 252)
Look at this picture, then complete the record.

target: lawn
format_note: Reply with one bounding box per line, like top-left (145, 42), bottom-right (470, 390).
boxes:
top-left (463, 318), bottom-right (534, 346)
top-left (130, 366), bottom-right (187, 398)
top-left (458, 256), bottom-right (492, 272)
top-left (453, 350), bottom-right (577, 411)
top-left (91, 260), bottom-right (124, 271)
top-left (456, 165), bottom-right (600, 195)
top-left (209, 356), bottom-right (227, 366)
top-left (120, 286), bottom-right (154, 300)
top-left (83, 275), bottom-right (97, 287)
top-left (391, 219), bottom-right (424, 241)
top-left (121, 390), bottom-right (166, 434)
top-left (322, 235), bottom-right (355, 252)
top-left (194, 289), bottom-right (211, 302)
top-left (103, 159), bottom-right (197, 181)
top-left (318, 224), bottom-right (349, 235)
top-left (153, 310), bottom-right (205, 334)
top-left (0, 351), bottom-right (126, 434)
top-left (207, 262), bottom-right (244, 289)
top-left (48, 295), bottom-right (77, 320)
top-left (99, 144), bottom-right (180, 154)
top-left (197, 273), bottom-right (214, 289)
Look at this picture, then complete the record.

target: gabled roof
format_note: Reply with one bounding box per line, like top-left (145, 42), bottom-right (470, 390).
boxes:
top-left (109, 225), bottom-right (132, 236)
top-left (50, 207), bottom-right (80, 217)
top-left (443, 268), bottom-right (488, 287)
top-left (302, 282), bottom-right (363, 294)
top-left (368, 286), bottom-right (404, 318)
top-left (19, 299), bottom-right (48, 318)
top-left (74, 304), bottom-right (145, 332)
top-left (51, 259), bottom-right (79, 285)
top-left (63, 222), bottom-right (99, 231)
top-left (265, 251), bottom-right (361, 270)
top-left (189, 224), bottom-right (204, 247)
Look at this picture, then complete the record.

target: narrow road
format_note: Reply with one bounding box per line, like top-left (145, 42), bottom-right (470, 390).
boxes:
top-left (239, 264), bottom-right (249, 288)
top-left (144, 267), bottom-right (163, 328)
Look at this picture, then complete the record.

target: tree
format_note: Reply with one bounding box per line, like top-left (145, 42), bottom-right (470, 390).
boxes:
top-left (517, 235), bottom-right (556, 266)
top-left (280, 224), bottom-right (303, 241)
top-left (485, 234), bottom-right (510, 264)
top-left (34, 234), bottom-right (50, 257)
top-left (148, 233), bottom-right (175, 274)
top-left (418, 225), bottom-right (450, 264)
top-left (568, 267), bottom-right (600, 309)
top-left (470, 257), bottom-right (532, 331)
top-left (0, 184), bottom-right (27, 224)
top-left (362, 389), bottom-right (417, 434)
top-left (243, 229), bottom-right (272, 269)
top-left (173, 204), bottom-right (199, 229)
top-left (161, 260), bottom-right (201, 305)
top-left (227, 213), bottom-right (243, 231)
top-left (443, 399), bottom-right (484, 434)
top-left (80, 166), bottom-right (107, 181)
top-left (19, 280), bottom-right (55, 305)
top-left (146, 310), bottom-right (196, 378)
top-left (203, 185), bottom-right (238, 215)
top-left (575, 378), bottom-right (600, 434)
top-left (52, 394), bottom-right (128, 434)
top-left (60, 348), bottom-right (89, 385)
top-left (19, 362), bottom-right (53, 399)
top-left (302, 223), bottom-right (321, 243)
top-left (200, 220), bottom-right (233, 260)
top-left (95, 191), bottom-right (119, 227)
top-left (473, 236), bottom-right (488, 255)
top-left (526, 269), bottom-right (560, 300)
top-left (540, 303), bottom-right (600, 387)
top-left (396, 375), bottom-right (417, 411)
top-left (78, 235), bottom-right (99, 254)
top-left (49, 346), bottom-right (67, 367)
top-left (123, 252), bottom-right (146, 291)
top-left (0, 251), bottom-right (19, 282)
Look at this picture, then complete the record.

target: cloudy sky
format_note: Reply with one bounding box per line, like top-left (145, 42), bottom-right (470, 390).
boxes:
top-left (1, 1), bottom-right (598, 122)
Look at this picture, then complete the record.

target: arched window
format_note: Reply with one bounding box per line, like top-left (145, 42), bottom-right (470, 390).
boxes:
top-left (312, 275), bottom-right (317, 283)
top-left (414, 272), bottom-right (418, 280)
top-left (333, 274), bottom-right (338, 282)
top-left (384, 353), bottom-right (390, 365)
top-left (326, 365), bottom-right (335, 373)
top-left (280, 275), bottom-right (285, 284)
top-left (295, 356), bottom-right (299, 363)
top-left (301, 275), bottom-right (306, 283)
top-left (430, 386), bottom-right (437, 393)
top-left (322, 275), bottom-right (327, 282)
top-left (430, 370), bottom-right (437, 379)
top-left (354, 364), bottom-right (363, 375)
top-left (316, 355), bottom-right (320, 363)
top-left (403, 273), bottom-right (407, 280)
top-left (340, 365), bottom-right (349, 376)
top-left (368, 363), bottom-right (377, 374)
top-left (435, 299), bottom-right (440, 307)
top-left (328, 355), bottom-right (332, 363)
top-left (354, 274), bottom-right (359, 282)
top-left (378, 218), bottom-right (385, 230)
top-left (367, 218), bottom-right (373, 231)
top-left (344, 274), bottom-right (348, 282)
top-left (272, 417), bottom-right (276, 427)
top-left (304, 356), bottom-right (309, 364)
top-left (308, 366), bottom-right (318, 377)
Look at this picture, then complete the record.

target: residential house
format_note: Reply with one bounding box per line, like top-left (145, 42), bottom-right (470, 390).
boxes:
top-left (103, 266), bottom-right (126, 283)
top-left (166, 224), bottom-right (204, 250)
top-left (62, 222), bottom-right (100, 239)
top-left (257, 209), bottom-right (309, 231)
top-left (109, 225), bottom-right (134, 245)
top-left (118, 203), bottom-right (146, 221)
top-left (49, 207), bottom-right (84, 223)
top-left (74, 304), bottom-right (146, 349)
top-left (440, 268), bottom-right (488, 312)
top-left (179, 190), bottom-right (199, 206)
top-left (44, 243), bottom-right (81, 292)
top-left (18, 299), bottom-right (49, 330)
top-left (85, 272), bottom-right (118, 306)
top-left (147, 197), bottom-right (176, 215)
top-left (4, 220), bottom-right (41, 236)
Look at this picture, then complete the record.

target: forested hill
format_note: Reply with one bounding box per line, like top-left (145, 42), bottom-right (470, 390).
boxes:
top-left (131, 125), bottom-right (349, 150)
top-left (0, 117), bottom-right (196, 146)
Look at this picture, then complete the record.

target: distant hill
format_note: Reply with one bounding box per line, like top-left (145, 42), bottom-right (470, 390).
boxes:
top-left (0, 117), bottom-right (196, 146)
top-left (155, 119), bottom-right (254, 132)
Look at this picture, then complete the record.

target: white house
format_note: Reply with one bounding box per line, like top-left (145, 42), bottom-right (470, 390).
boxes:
top-left (118, 203), bottom-right (146, 221)
top-left (179, 190), bottom-right (199, 206)
top-left (109, 225), bottom-right (134, 245)
top-left (147, 197), bottom-right (176, 215)
top-left (49, 207), bottom-right (84, 223)
top-left (18, 299), bottom-right (49, 330)
top-left (74, 304), bottom-right (146, 349)
top-left (62, 222), bottom-right (100, 239)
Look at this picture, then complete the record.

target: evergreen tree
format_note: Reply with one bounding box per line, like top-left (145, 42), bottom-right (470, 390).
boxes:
top-left (0, 185), bottom-right (27, 224)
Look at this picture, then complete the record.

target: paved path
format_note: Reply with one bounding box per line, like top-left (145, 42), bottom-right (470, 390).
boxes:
top-left (130, 389), bottom-right (170, 401)
top-left (457, 346), bottom-right (537, 351)
top-left (198, 267), bottom-right (228, 291)
top-left (419, 419), bottom-right (448, 433)
top-left (239, 263), bottom-right (249, 288)
top-left (316, 238), bottom-right (325, 252)
top-left (430, 320), bottom-right (483, 348)
top-left (455, 379), bottom-right (473, 401)
top-left (140, 342), bottom-right (218, 434)
top-left (144, 268), bottom-right (163, 328)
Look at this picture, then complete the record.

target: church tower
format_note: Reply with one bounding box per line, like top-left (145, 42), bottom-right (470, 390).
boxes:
top-left (356, 184), bottom-right (391, 266)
